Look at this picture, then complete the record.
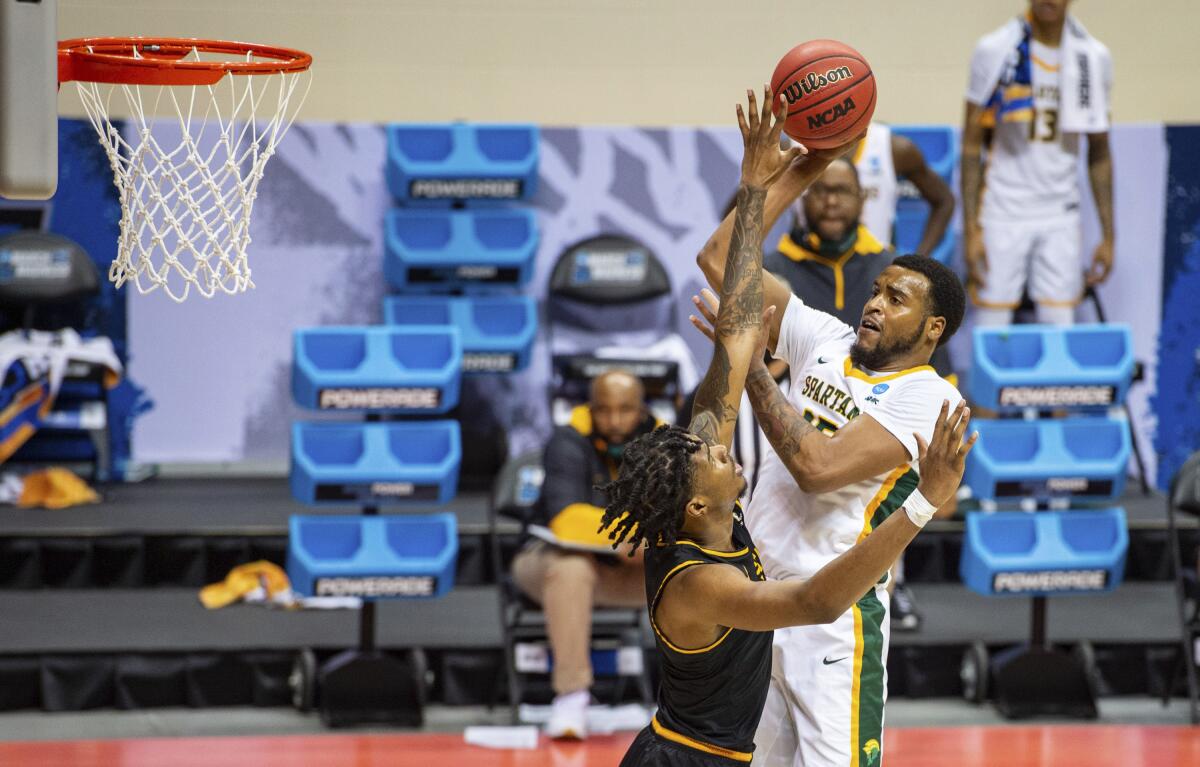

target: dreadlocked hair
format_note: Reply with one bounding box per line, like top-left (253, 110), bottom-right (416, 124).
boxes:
top-left (598, 424), bottom-right (701, 555)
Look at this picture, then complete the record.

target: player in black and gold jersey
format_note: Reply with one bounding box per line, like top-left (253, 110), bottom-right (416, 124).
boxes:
top-left (599, 88), bottom-right (976, 765)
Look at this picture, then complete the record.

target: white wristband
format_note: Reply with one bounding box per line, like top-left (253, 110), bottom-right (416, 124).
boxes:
top-left (903, 488), bottom-right (938, 529)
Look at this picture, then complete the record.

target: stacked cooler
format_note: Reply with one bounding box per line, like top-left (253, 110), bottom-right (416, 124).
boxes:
top-left (960, 323), bottom-right (1135, 718)
top-left (284, 123), bottom-right (539, 725)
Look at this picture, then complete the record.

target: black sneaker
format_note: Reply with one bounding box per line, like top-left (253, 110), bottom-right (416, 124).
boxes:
top-left (891, 583), bottom-right (922, 632)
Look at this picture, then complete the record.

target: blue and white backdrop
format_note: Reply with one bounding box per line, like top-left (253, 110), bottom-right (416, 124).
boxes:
top-left (42, 119), bottom-right (1191, 489)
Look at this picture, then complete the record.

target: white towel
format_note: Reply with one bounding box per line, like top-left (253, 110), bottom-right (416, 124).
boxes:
top-left (1059, 16), bottom-right (1112, 133)
top-left (967, 15), bottom-right (1111, 134)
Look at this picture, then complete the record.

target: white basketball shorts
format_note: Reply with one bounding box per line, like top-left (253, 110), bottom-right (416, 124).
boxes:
top-left (754, 584), bottom-right (891, 767)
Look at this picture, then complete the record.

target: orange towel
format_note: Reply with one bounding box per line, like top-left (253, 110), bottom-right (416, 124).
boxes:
top-left (17, 468), bottom-right (99, 509)
top-left (200, 561), bottom-right (292, 609)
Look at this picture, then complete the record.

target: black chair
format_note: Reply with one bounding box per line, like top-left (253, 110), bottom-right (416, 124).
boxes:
top-left (487, 450), bottom-right (653, 721)
top-left (0, 231), bottom-right (111, 480)
top-left (1165, 450), bottom-right (1200, 723)
top-left (545, 234), bottom-right (689, 427)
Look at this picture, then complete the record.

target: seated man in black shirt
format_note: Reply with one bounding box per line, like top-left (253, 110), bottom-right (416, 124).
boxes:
top-left (511, 370), bottom-right (658, 740)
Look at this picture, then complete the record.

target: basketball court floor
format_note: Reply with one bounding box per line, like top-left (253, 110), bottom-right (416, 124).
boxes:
top-left (0, 701), bottom-right (1197, 766)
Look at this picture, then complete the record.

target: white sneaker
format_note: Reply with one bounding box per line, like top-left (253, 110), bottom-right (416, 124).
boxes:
top-left (545, 689), bottom-right (589, 740)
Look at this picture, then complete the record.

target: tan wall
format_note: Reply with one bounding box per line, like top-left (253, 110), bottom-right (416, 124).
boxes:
top-left (58, 0), bottom-right (1200, 126)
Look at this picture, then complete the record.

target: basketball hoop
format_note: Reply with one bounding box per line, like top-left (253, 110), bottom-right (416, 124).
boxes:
top-left (59, 38), bottom-right (313, 301)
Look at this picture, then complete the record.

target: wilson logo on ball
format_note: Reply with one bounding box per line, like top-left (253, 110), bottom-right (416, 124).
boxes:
top-left (781, 66), bottom-right (854, 104)
top-left (806, 96), bottom-right (857, 129)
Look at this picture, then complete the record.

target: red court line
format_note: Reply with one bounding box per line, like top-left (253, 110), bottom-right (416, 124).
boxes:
top-left (0, 726), bottom-right (1197, 767)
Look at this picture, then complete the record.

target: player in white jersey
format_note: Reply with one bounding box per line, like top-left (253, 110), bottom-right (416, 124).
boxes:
top-left (962, 0), bottom-right (1115, 326)
top-left (793, 123), bottom-right (955, 258)
top-left (696, 158), bottom-right (968, 764)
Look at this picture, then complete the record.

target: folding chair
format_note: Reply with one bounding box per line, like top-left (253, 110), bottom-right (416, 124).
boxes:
top-left (487, 449), bottom-right (653, 721)
top-left (1164, 450), bottom-right (1200, 724)
top-left (545, 233), bottom-right (694, 427)
top-left (0, 230), bottom-right (112, 480)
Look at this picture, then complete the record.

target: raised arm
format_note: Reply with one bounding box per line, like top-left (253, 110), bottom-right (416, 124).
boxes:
top-left (745, 362), bottom-right (908, 493)
top-left (695, 130), bottom-right (862, 354)
top-left (695, 169), bottom-right (811, 354)
top-left (688, 87), bottom-right (802, 449)
top-left (689, 291), bottom-right (913, 492)
top-left (892, 134), bottom-right (955, 257)
top-left (667, 401), bottom-right (976, 632)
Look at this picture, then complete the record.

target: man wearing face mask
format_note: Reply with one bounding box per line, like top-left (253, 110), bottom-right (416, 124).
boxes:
top-left (511, 369), bottom-right (659, 740)
top-left (688, 160), bottom-right (890, 507)
top-left (766, 158), bottom-right (892, 328)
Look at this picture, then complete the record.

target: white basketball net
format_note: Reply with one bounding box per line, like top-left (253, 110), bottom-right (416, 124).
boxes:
top-left (72, 47), bottom-right (311, 301)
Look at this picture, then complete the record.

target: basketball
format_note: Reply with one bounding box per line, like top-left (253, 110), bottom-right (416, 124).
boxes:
top-left (770, 39), bottom-right (876, 150)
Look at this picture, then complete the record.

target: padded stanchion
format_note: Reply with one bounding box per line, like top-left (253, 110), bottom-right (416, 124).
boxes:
top-left (383, 208), bottom-right (537, 292)
top-left (385, 123), bottom-right (538, 204)
top-left (286, 513), bottom-right (458, 599)
top-left (290, 421), bottom-right (461, 506)
top-left (291, 326), bottom-right (461, 414)
top-left (383, 295), bottom-right (537, 373)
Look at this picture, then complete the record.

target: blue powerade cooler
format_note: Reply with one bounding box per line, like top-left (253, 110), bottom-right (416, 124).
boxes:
top-left (385, 123), bottom-right (539, 204)
top-left (383, 294), bottom-right (537, 374)
top-left (291, 326), bottom-right (462, 414)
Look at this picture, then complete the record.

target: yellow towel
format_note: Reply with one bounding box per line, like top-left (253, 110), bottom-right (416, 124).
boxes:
top-left (17, 468), bottom-right (99, 509)
top-left (200, 561), bottom-right (292, 609)
top-left (548, 502), bottom-right (634, 550)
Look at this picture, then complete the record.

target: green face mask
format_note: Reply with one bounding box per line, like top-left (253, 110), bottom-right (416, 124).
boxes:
top-left (793, 223), bottom-right (859, 258)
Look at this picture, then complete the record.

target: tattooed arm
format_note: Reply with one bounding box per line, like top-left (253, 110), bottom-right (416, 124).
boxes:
top-left (695, 127), bottom-right (863, 355)
top-left (744, 360), bottom-right (911, 493)
top-left (689, 86), bottom-right (802, 448)
top-left (685, 288), bottom-right (910, 491)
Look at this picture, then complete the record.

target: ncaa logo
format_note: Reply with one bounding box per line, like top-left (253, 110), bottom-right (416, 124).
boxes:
top-left (872, 383), bottom-right (889, 395)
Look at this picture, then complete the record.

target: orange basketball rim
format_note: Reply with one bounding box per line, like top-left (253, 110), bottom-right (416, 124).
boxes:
top-left (56, 37), bottom-right (314, 302)
top-left (58, 37), bottom-right (312, 86)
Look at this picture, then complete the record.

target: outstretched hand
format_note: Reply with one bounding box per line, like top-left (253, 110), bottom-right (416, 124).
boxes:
top-left (914, 400), bottom-right (978, 508)
top-left (738, 85), bottom-right (807, 189)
